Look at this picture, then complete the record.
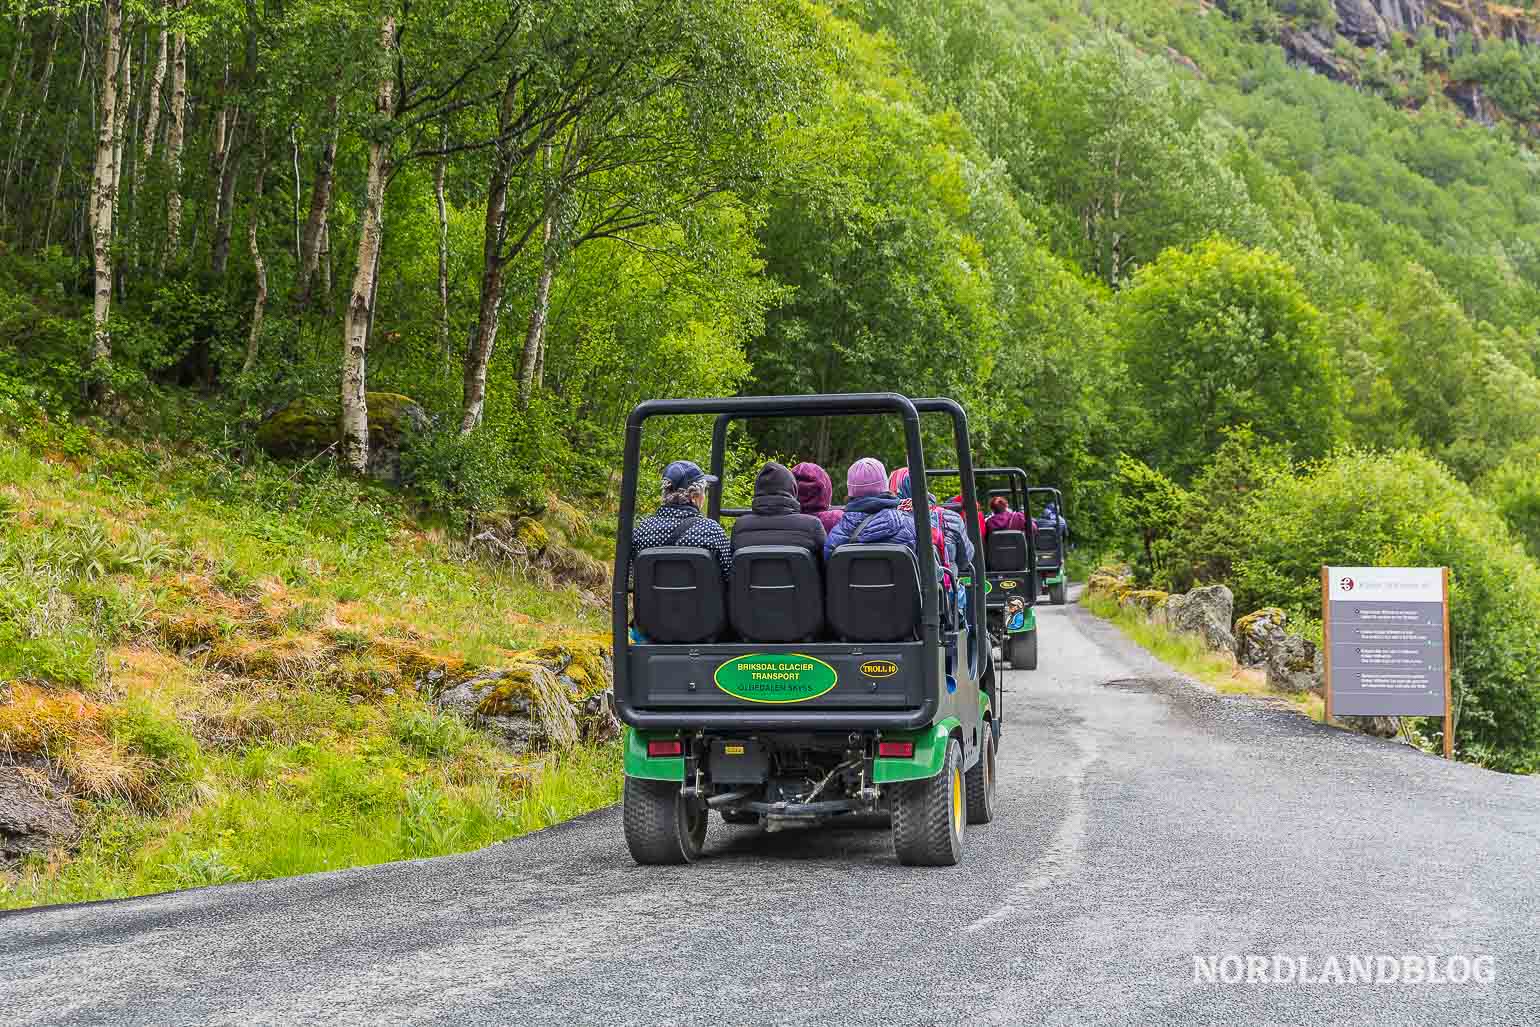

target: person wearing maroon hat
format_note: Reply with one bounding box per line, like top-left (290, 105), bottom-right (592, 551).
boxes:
top-left (790, 461), bottom-right (844, 534)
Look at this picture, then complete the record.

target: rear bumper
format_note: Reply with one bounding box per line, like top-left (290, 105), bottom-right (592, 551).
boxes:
top-left (615, 701), bottom-right (938, 732)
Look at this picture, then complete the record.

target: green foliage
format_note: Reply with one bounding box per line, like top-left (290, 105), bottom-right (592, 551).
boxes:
top-left (1117, 239), bottom-right (1344, 479)
top-left (110, 700), bottom-right (201, 781)
top-left (1481, 447), bottom-right (1540, 561)
top-left (1452, 41), bottom-right (1540, 122)
top-left (1112, 454), bottom-right (1187, 579)
top-left (401, 419), bottom-right (545, 530)
top-left (1163, 426), bottom-right (1293, 592)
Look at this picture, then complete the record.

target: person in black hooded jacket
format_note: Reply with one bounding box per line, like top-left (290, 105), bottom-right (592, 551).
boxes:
top-left (731, 461), bottom-right (827, 563)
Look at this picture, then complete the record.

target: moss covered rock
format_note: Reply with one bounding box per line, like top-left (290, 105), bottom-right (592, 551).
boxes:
top-left (1119, 589), bottom-right (1170, 617)
top-left (1235, 607), bottom-right (1288, 667)
top-left (254, 392), bottom-right (427, 482)
top-left (1087, 564), bottom-right (1135, 597)
top-left (431, 634), bottom-right (615, 750)
top-left (1264, 633), bottom-right (1323, 695)
top-left (1165, 585), bottom-right (1236, 653)
top-left (513, 517), bottom-right (549, 556)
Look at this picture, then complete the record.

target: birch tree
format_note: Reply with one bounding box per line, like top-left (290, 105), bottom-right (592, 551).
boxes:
top-left (89, 0), bottom-right (125, 388)
top-left (339, 10), bottom-right (395, 475)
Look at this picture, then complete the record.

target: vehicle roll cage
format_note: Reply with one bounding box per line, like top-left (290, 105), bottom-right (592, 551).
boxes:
top-left (926, 466), bottom-right (1028, 515)
top-left (612, 394), bottom-right (986, 731)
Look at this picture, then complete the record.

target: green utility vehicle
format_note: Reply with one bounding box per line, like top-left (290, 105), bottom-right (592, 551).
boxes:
top-left (1028, 486), bottom-right (1068, 605)
top-left (930, 466), bottom-right (1038, 671)
top-left (614, 394), bottom-right (997, 866)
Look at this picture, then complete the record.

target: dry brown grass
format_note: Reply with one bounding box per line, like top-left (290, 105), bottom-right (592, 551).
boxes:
top-left (0, 682), bottom-right (155, 802)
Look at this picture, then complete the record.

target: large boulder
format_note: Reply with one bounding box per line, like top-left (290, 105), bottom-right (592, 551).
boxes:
top-left (254, 392), bottom-right (428, 482)
top-left (1164, 585), bottom-right (1235, 653)
top-left (1, 763), bottom-right (76, 861)
top-left (432, 637), bottom-right (616, 751)
top-left (1235, 607), bottom-right (1289, 667)
top-left (1265, 633), bottom-right (1324, 694)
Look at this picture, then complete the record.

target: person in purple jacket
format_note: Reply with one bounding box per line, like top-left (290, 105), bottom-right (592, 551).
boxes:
top-left (791, 461), bottom-right (844, 534)
top-left (984, 495), bottom-right (1028, 535)
top-left (824, 457), bottom-right (919, 560)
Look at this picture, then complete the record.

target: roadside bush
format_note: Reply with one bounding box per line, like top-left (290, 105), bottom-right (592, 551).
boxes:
top-left (1163, 426), bottom-right (1293, 592)
top-left (1480, 449), bottom-right (1540, 562)
top-left (1229, 449), bottom-right (1540, 768)
top-left (402, 416), bottom-right (550, 530)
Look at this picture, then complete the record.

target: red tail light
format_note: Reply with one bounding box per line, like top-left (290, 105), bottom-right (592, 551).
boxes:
top-left (878, 740), bottom-right (914, 758)
top-left (646, 739), bottom-right (683, 758)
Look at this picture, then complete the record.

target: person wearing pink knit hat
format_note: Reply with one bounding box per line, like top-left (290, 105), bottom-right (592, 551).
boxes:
top-left (846, 456), bottom-right (889, 498)
top-left (824, 457), bottom-right (919, 558)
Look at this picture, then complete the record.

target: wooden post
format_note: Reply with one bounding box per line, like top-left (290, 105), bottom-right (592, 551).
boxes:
top-left (1321, 566), bottom-right (1332, 724)
top-left (1442, 566), bottom-right (1453, 760)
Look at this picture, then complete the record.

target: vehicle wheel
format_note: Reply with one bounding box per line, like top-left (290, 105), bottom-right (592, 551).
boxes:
top-left (966, 725), bottom-right (997, 825)
top-left (891, 738), bottom-right (965, 866)
top-left (1008, 629), bottom-right (1037, 671)
top-left (623, 777), bottom-right (706, 865)
top-left (720, 809), bottom-right (759, 826)
top-left (1050, 580), bottom-right (1067, 606)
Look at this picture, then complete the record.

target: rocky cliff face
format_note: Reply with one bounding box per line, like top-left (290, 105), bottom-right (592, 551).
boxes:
top-left (1276, 0), bottom-right (1540, 122)
top-left (1324, 0), bottom-right (1540, 47)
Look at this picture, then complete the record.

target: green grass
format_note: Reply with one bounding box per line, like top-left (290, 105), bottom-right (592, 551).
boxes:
top-left (1, 739), bottom-right (622, 909)
top-left (1083, 591), bottom-right (1325, 722)
top-left (0, 414), bottom-right (621, 910)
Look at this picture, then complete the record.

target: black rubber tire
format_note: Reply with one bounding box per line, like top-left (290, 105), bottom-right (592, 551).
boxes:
top-left (966, 725), bottom-right (997, 825)
top-left (891, 738), bottom-right (965, 866)
top-left (1008, 629), bottom-right (1037, 671)
top-left (623, 777), bottom-right (706, 865)
top-left (1050, 580), bottom-right (1067, 606)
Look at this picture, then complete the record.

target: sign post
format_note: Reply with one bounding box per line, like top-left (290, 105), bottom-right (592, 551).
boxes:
top-left (1322, 566), bottom-right (1452, 759)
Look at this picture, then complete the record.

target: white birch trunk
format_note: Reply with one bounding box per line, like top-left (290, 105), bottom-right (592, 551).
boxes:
top-left (340, 12), bottom-right (395, 475)
top-left (89, 0), bottom-right (124, 373)
top-left (159, 16), bottom-right (186, 271)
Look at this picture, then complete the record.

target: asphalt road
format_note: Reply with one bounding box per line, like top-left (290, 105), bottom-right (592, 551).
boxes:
top-left (5, 590), bottom-right (1539, 1026)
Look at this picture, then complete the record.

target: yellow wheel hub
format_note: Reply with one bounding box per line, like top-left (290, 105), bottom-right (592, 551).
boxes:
top-left (951, 768), bottom-right (963, 835)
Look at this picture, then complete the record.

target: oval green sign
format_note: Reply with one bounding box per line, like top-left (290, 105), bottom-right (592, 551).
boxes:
top-left (713, 652), bottom-right (839, 704)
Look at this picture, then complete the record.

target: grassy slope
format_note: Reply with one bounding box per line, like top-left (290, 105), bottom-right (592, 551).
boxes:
top-left (0, 412), bottom-right (619, 909)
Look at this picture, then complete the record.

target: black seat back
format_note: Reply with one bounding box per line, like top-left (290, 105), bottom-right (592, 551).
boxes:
top-left (1033, 521), bottom-right (1061, 564)
top-left (635, 546), bottom-right (726, 643)
top-left (825, 544), bottom-right (922, 642)
top-left (986, 530), bottom-right (1029, 573)
top-left (731, 545), bottom-right (823, 642)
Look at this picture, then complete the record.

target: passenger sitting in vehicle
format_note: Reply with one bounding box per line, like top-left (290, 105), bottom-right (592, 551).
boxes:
top-left (824, 457), bottom-right (918, 559)
top-left (892, 468), bottom-right (975, 574)
top-left (791, 461), bottom-right (844, 533)
top-left (632, 460), bottom-right (732, 583)
top-left (949, 494), bottom-right (987, 543)
top-left (1038, 501), bottom-right (1068, 539)
top-left (731, 461), bottom-right (828, 561)
top-left (985, 495), bottom-right (1027, 535)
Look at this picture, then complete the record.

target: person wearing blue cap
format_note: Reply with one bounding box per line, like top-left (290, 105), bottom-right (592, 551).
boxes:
top-left (631, 459), bottom-right (732, 584)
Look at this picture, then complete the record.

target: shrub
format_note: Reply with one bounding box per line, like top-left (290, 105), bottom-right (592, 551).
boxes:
top-left (1480, 448), bottom-right (1540, 562)
top-left (1229, 449), bottom-right (1540, 768)
top-left (1164, 426), bottom-right (1293, 592)
top-left (1112, 454), bottom-right (1187, 581)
